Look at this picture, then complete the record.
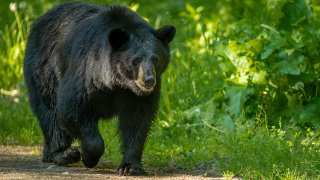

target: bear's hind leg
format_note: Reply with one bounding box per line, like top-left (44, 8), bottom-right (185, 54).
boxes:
top-left (36, 104), bottom-right (81, 165)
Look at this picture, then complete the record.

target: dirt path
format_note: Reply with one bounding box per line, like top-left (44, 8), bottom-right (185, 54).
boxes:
top-left (0, 146), bottom-right (226, 180)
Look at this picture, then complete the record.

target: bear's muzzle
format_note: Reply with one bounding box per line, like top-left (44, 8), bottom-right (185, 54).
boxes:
top-left (135, 63), bottom-right (156, 92)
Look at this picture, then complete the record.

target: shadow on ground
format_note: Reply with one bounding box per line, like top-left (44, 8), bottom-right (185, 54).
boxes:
top-left (0, 146), bottom-right (224, 179)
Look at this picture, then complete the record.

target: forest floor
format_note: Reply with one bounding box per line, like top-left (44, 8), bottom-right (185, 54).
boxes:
top-left (0, 146), bottom-right (229, 180)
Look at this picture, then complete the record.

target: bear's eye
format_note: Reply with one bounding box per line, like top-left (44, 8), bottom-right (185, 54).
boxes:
top-left (132, 58), bottom-right (142, 67)
top-left (151, 56), bottom-right (159, 64)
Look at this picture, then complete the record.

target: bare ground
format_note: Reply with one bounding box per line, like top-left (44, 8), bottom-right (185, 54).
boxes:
top-left (0, 146), bottom-right (227, 180)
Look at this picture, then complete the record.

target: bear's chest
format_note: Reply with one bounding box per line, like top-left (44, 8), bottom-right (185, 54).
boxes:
top-left (89, 91), bottom-right (137, 119)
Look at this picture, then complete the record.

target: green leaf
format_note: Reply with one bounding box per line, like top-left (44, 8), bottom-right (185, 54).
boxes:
top-left (222, 114), bottom-right (235, 132)
top-left (226, 86), bottom-right (254, 118)
top-left (293, 98), bottom-right (320, 127)
top-left (261, 36), bottom-right (287, 60)
top-left (272, 55), bottom-right (304, 75)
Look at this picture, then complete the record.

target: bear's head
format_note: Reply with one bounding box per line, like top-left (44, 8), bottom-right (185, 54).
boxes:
top-left (107, 6), bottom-right (176, 96)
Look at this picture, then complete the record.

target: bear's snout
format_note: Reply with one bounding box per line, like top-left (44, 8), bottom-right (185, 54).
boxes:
top-left (135, 62), bottom-right (156, 92)
top-left (144, 75), bottom-right (155, 89)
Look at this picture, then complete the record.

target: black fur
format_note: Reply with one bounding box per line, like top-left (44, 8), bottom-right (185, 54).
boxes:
top-left (23, 2), bottom-right (175, 175)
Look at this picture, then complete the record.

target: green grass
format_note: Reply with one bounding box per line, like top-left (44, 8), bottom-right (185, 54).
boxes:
top-left (0, 94), bottom-right (42, 145)
top-left (2, 93), bottom-right (320, 179)
top-left (216, 122), bottom-right (320, 179)
top-left (1, 0), bottom-right (320, 179)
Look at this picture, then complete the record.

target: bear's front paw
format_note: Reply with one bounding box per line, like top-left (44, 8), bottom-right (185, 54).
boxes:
top-left (117, 161), bottom-right (145, 176)
top-left (53, 147), bottom-right (81, 165)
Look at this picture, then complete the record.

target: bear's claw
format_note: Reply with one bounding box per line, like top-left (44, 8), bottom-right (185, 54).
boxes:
top-left (117, 162), bottom-right (145, 176)
top-left (53, 147), bottom-right (81, 166)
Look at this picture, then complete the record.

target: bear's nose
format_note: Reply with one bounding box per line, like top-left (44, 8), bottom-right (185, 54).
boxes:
top-left (144, 76), bottom-right (155, 89)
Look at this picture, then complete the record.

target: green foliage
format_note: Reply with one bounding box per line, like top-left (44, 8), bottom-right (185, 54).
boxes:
top-left (0, 4), bottom-right (29, 89)
top-left (158, 0), bottom-right (320, 178)
top-left (1, 0), bottom-right (320, 179)
top-left (174, 0), bottom-right (320, 128)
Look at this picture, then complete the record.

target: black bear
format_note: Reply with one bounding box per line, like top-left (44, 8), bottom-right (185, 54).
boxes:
top-left (23, 2), bottom-right (175, 175)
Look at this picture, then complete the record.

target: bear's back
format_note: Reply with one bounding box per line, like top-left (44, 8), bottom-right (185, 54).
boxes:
top-left (23, 2), bottom-right (105, 108)
top-left (25, 2), bottom-right (105, 70)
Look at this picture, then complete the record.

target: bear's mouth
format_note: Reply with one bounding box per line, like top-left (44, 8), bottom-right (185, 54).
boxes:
top-left (134, 80), bottom-right (154, 93)
top-left (116, 62), bottom-right (156, 94)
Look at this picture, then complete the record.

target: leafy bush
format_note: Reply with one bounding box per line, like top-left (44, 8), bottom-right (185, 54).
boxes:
top-left (157, 0), bottom-right (320, 178)
top-left (173, 0), bottom-right (320, 130)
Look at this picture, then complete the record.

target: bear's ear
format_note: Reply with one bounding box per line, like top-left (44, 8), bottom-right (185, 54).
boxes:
top-left (108, 28), bottom-right (129, 50)
top-left (156, 25), bottom-right (176, 44)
